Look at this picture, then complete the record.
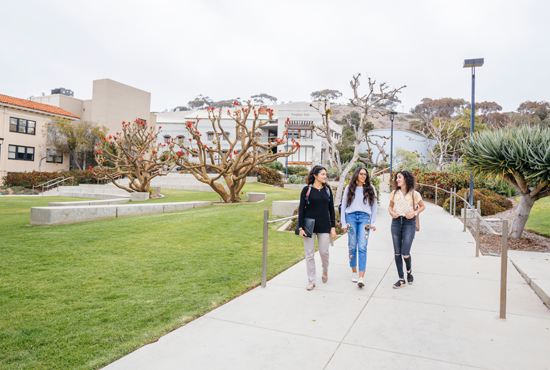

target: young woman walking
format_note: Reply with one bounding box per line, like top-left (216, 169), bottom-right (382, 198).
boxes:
top-left (298, 165), bottom-right (336, 291)
top-left (388, 170), bottom-right (425, 289)
top-left (341, 167), bottom-right (377, 288)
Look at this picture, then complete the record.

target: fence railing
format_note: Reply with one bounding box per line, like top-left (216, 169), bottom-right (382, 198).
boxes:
top-left (417, 181), bottom-right (509, 319)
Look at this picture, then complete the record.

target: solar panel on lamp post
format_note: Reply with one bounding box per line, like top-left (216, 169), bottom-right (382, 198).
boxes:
top-left (463, 58), bottom-right (484, 207)
top-left (389, 111), bottom-right (398, 180)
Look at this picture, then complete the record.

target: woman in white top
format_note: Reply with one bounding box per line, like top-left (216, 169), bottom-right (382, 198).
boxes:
top-left (341, 167), bottom-right (377, 288)
top-left (388, 170), bottom-right (425, 289)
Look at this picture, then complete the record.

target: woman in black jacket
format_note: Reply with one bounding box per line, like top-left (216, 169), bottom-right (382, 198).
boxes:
top-left (297, 165), bottom-right (336, 291)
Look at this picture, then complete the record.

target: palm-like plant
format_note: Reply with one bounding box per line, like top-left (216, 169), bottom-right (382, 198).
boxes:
top-left (462, 126), bottom-right (550, 237)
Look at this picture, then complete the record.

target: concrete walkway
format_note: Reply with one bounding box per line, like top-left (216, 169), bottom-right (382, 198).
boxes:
top-left (509, 251), bottom-right (550, 307)
top-left (103, 195), bottom-right (550, 370)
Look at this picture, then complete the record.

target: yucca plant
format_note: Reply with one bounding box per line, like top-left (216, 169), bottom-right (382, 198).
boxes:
top-left (462, 126), bottom-right (550, 237)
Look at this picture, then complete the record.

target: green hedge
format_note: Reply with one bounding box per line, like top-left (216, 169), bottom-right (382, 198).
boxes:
top-left (2, 170), bottom-right (100, 188)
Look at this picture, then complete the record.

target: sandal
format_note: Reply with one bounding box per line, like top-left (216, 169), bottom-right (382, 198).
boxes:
top-left (306, 283), bottom-right (315, 291)
top-left (393, 279), bottom-right (406, 289)
top-left (407, 271), bottom-right (414, 285)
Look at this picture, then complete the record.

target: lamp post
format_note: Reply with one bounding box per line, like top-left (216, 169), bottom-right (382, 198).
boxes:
top-left (389, 111), bottom-right (398, 180)
top-left (463, 58), bottom-right (484, 206)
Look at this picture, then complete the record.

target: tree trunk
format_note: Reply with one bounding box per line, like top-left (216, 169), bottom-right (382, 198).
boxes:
top-left (510, 194), bottom-right (535, 238)
top-left (335, 151), bottom-right (359, 205)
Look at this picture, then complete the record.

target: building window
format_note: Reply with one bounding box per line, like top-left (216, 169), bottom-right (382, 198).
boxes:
top-left (223, 133), bottom-right (230, 141)
top-left (46, 149), bottom-right (63, 163)
top-left (207, 132), bottom-right (214, 141)
top-left (8, 145), bottom-right (34, 161)
top-left (164, 135), bottom-right (171, 143)
top-left (9, 117), bottom-right (36, 135)
top-left (177, 135), bottom-right (185, 143)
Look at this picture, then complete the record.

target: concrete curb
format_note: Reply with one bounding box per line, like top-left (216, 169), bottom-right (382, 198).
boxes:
top-left (30, 201), bottom-right (212, 226)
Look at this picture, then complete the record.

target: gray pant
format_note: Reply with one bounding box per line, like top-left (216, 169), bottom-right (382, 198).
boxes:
top-left (304, 233), bottom-right (330, 284)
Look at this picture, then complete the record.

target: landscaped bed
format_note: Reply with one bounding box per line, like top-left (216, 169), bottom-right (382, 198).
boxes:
top-left (0, 184), bottom-right (303, 369)
top-left (464, 196), bottom-right (550, 255)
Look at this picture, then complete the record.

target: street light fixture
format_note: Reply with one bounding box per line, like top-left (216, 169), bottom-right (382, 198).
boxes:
top-left (463, 58), bottom-right (484, 206)
top-left (388, 111), bottom-right (398, 180)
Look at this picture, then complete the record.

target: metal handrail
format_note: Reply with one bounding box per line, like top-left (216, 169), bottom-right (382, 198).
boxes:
top-left (40, 177), bottom-right (75, 192)
top-left (33, 177), bottom-right (65, 191)
top-left (416, 182), bottom-right (500, 236)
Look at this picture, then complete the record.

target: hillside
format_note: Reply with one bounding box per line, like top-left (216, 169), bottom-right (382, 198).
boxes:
top-left (330, 104), bottom-right (416, 131)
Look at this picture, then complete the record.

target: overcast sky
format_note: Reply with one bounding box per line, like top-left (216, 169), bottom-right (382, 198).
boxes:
top-left (2, 0), bottom-right (548, 113)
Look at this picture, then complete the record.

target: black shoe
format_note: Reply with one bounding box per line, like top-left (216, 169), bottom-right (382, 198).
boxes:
top-left (407, 271), bottom-right (414, 285)
top-left (393, 279), bottom-right (406, 289)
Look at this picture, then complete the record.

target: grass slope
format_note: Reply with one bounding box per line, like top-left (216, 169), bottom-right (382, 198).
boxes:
top-left (524, 196), bottom-right (550, 237)
top-left (0, 184), bottom-right (303, 369)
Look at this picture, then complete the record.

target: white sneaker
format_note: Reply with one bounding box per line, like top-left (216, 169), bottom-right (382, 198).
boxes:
top-left (351, 272), bottom-right (359, 283)
top-left (357, 277), bottom-right (365, 288)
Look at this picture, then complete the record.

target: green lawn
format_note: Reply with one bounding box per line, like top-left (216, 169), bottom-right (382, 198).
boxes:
top-left (524, 196), bottom-right (550, 237)
top-left (0, 184), bottom-right (303, 369)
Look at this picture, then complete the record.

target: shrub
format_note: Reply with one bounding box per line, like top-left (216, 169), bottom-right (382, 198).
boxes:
top-left (266, 161), bottom-right (284, 171)
top-left (287, 165), bottom-right (309, 175)
top-left (443, 188), bottom-right (513, 216)
top-left (2, 170), bottom-right (102, 189)
top-left (288, 175), bottom-right (306, 184)
top-left (325, 166), bottom-right (339, 179)
top-left (256, 166), bottom-right (283, 185)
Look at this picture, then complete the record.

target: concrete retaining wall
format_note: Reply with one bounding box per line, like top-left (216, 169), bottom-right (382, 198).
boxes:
top-left (272, 200), bottom-right (300, 217)
top-left (57, 192), bottom-right (130, 200)
top-left (283, 184), bottom-right (306, 191)
top-left (30, 201), bottom-right (212, 226)
top-left (49, 198), bottom-right (130, 207)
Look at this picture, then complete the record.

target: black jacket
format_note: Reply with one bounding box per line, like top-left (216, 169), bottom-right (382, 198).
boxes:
top-left (298, 185), bottom-right (336, 234)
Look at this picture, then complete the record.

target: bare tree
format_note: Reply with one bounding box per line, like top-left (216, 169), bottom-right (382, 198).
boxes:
top-left (312, 75), bottom-right (405, 204)
top-left (408, 117), bottom-right (464, 170)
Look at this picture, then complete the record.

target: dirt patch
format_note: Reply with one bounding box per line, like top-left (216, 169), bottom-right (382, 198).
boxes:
top-left (463, 198), bottom-right (550, 255)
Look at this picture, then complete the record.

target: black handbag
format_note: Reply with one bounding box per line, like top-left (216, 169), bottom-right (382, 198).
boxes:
top-left (295, 218), bottom-right (315, 238)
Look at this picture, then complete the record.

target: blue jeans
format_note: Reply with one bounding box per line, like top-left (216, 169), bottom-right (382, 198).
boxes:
top-left (391, 216), bottom-right (416, 279)
top-left (345, 212), bottom-right (371, 272)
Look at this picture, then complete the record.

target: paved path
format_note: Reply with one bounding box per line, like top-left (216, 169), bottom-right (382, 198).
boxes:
top-left (104, 195), bottom-right (550, 370)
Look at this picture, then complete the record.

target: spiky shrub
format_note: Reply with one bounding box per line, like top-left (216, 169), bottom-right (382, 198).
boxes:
top-left (462, 126), bottom-right (550, 237)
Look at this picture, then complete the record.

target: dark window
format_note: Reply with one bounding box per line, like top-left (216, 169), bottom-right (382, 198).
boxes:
top-left (223, 133), bottom-right (230, 141)
top-left (9, 117), bottom-right (36, 135)
top-left (8, 145), bottom-right (34, 161)
top-left (46, 149), bottom-right (63, 163)
top-left (164, 135), bottom-right (171, 143)
top-left (207, 132), bottom-right (214, 141)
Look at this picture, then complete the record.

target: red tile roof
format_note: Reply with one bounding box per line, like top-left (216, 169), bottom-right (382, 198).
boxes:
top-left (0, 94), bottom-right (80, 119)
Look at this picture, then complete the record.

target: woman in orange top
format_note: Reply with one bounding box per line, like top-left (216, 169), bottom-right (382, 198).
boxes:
top-left (388, 170), bottom-right (425, 289)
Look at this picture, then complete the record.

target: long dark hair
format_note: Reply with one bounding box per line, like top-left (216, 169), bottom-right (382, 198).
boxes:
top-left (346, 167), bottom-right (375, 207)
top-left (392, 169), bottom-right (416, 194)
top-left (307, 165), bottom-right (328, 187)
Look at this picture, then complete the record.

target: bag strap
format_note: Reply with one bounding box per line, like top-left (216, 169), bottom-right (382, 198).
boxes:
top-left (305, 184), bottom-right (330, 204)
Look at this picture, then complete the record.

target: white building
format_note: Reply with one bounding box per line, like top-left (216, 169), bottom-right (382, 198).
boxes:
top-left (359, 129), bottom-right (436, 165)
top-left (155, 102), bottom-right (342, 167)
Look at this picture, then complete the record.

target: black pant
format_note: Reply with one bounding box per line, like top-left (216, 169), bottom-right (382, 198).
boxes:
top-left (391, 216), bottom-right (416, 279)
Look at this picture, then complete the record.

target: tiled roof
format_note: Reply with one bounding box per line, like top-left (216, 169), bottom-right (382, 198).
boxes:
top-left (0, 94), bottom-right (80, 119)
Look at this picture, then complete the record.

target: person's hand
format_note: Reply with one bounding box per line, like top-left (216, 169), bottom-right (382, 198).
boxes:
top-left (299, 229), bottom-right (307, 238)
top-left (405, 212), bottom-right (415, 219)
top-left (371, 226), bottom-right (377, 232)
top-left (330, 228), bottom-right (336, 239)
top-left (390, 211), bottom-right (399, 219)
top-left (342, 227), bottom-right (347, 234)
